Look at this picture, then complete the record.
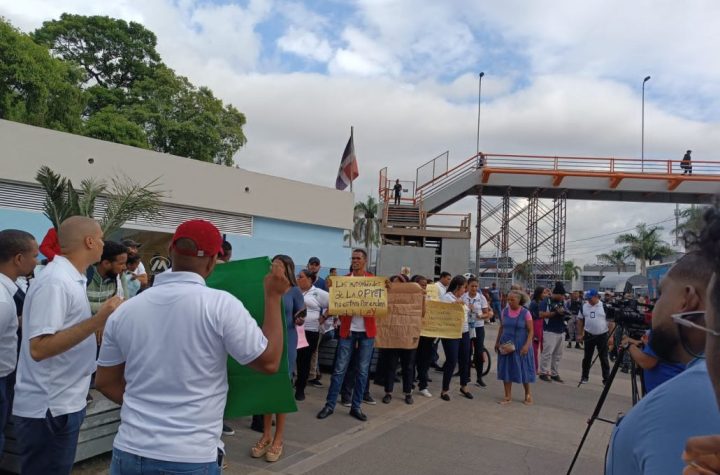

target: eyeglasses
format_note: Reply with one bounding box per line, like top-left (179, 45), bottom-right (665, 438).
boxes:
top-left (671, 311), bottom-right (720, 337)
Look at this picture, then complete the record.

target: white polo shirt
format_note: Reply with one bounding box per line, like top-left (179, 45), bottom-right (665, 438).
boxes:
top-left (13, 255), bottom-right (95, 418)
top-left (302, 286), bottom-right (329, 333)
top-left (462, 292), bottom-right (489, 328)
top-left (0, 273), bottom-right (19, 378)
top-left (579, 301), bottom-right (609, 335)
top-left (98, 271), bottom-right (268, 464)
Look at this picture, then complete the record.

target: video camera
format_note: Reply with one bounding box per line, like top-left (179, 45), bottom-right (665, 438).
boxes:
top-left (604, 296), bottom-right (650, 339)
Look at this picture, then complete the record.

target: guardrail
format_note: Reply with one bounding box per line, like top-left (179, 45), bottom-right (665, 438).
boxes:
top-left (415, 152), bottom-right (720, 204)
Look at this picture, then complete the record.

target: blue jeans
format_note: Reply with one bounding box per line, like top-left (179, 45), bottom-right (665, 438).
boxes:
top-left (491, 302), bottom-right (502, 321)
top-left (13, 407), bottom-right (86, 475)
top-left (325, 331), bottom-right (374, 410)
top-left (110, 448), bottom-right (222, 474)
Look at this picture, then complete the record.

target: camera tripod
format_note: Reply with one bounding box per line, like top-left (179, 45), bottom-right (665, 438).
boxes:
top-left (566, 326), bottom-right (646, 475)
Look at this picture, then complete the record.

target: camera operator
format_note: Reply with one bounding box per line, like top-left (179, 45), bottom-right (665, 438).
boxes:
top-left (621, 329), bottom-right (685, 394)
top-left (605, 252), bottom-right (720, 475)
top-left (578, 289), bottom-right (613, 385)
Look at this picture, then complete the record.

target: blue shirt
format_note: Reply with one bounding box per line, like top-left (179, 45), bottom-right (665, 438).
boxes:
top-left (314, 276), bottom-right (328, 292)
top-left (605, 359), bottom-right (720, 475)
top-left (540, 299), bottom-right (566, 333)
top-left (489, 288), bottom-right (500, 303)
top-left (642, 332), bottom-right (686, 393)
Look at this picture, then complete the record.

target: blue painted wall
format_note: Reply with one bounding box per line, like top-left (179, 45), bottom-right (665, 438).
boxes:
top-left (0, 208), bottom-right (350, 275)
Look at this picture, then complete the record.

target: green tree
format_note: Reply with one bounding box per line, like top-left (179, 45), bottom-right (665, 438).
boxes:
top-left (32, 13), bottom-right (160, 91)
top-left (0, 19), bottom-right (85, 131)
top-left (353, 196), bottom-right (381, 258)
top-left (597, 249), bottom-right (628, 274)
top-left (615, 223), bottom-right (674, 275)
top-left (32, 14), bottom-right (247, 164)
top-left (562, 260), bottom-right (581, 282)
top-left (672, 205), bottom-right (707, 248)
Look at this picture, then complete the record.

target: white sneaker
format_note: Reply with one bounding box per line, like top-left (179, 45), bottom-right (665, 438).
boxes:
top-left (419, 388), bottom-right (432, 398)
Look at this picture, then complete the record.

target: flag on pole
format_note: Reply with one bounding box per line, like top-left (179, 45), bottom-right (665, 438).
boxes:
top-left (335, 132), bottom-right (359, 190)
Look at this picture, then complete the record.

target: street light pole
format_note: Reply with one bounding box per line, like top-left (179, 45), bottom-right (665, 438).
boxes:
top-left (476, 72), bottom-right (485, 158)
top-left (641, 75), bottom-right (651, 172)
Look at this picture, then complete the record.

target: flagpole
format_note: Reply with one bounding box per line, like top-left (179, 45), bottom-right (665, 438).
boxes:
top-left (349, 125), bottom-right (354, 249)
top-left (350, 126), bottom-right (354, 193)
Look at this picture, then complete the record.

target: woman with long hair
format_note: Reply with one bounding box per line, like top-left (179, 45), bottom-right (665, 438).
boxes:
top-left (251, 255), bottom-right (305, 462)
top-left (495, 289), bottom-right (535, 405)
top-left (440, 275), bottom-right (473, 401)
top-left (463, 277), bottom-right (491, 387)
top-left (295, 268), bottom-right (329, 401)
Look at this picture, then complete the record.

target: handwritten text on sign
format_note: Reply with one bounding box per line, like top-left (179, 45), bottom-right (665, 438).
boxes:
top-left (329, 276), bottom-right (388, 317)
top-left (420, 300), bottom-right (465, 339)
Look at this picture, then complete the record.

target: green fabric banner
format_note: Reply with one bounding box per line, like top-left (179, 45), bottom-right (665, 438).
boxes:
top-left (206, 257), bottom-right (297, 417)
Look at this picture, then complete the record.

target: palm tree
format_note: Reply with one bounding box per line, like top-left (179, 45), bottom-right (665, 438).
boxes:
top-left (353, 196), bottom-right (381, 257)
top-left (672, 205), bottom-right (707, 249)
top-left (615, 223), bottom-right (674, 275)
top-left (35, 166), bottom-right (163, 235)
top-left (597, 249), bottom-right (628, 274)
top-left (562, 260), bottom-right (581, 282)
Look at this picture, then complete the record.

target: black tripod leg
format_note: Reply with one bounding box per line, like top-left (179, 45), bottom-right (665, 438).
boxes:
top-left (566, 350), bottom-right (625, 475)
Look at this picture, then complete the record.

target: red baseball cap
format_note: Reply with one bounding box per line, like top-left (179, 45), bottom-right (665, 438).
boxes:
top-left (171, 220), bottom-right (224, 257)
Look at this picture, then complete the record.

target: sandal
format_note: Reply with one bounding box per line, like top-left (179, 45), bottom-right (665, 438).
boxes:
top-left (523, 395), bottom-right (534, 406)
top-left (266, 444), bottom-right (283, 462)
top-left (251, 438), bottom-right (272, 458)
top-left (498, 397), bottom-right (512, 405)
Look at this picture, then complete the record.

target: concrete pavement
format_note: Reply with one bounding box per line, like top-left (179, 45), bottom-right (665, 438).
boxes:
top-left (72, 325), bottom-right (634, 474)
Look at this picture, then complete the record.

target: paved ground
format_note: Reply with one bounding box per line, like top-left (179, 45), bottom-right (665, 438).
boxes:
top-left (72, 325), bottom-right (633, 474)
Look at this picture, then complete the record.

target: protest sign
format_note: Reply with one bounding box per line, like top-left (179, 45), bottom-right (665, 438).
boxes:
top-left (329, 276), bottom-right (388, 317)
top-left (206, 257), bottom-right (297, 417)
top-left (420, 300), bottom-right (465, 339)
top-left (375, 283), bottom-right (424, 349)
top-left (425, 284), bottom-right (440, 301)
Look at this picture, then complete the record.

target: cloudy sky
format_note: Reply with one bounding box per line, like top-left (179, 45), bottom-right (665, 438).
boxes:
top-left (2, 0), bottom-right (719, 265)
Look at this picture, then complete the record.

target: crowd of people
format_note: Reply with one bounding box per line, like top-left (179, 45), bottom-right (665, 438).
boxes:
top-left (1, 204), bottom-right (720, 474)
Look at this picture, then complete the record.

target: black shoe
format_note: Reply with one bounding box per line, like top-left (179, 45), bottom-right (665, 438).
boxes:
top-left (340, 398), bottom-right (351, 407)
top-left (475, 379), bottom-right (487, 388)
top-left (308, 379), bottom-right (323, 388)
top-left (349, 408), bottom-right (367, 421)
top-left (579, 377), bottom-right (589, 384)
top-left (551, 375), bottom-right (565, 383)
top-left (539, 374), bottom-right (552, 382)
top-left (363, 394), bottom-right (377, 405)
top-left (440, 393), bottom-right (450, 401)
top-left (405, 394), bottom-right (414, 405)
top-left (382, 394), bottom-right (392, 404)
top-left (222, 424), bottom-right (235, 436)
top-left (567, 342), bottom-right (572, 348)
top-left (575, 343), bottom-right (582, 349)
top-left (427, 377), bottom-right (433, 382)
top-left (317, 406), bottom-right (334, 419)
top-left (250, 415), bottom-right (264, 433)
top-left (295, 390), bottom-right (306, 401)
top-left (460, 389), bottom-right (474, 400)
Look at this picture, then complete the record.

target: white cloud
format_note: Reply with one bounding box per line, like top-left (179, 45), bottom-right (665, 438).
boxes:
top-left (277, 26), bottom-right (333, 62)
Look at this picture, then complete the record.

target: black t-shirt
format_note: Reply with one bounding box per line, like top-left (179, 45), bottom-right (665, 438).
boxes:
top-left (393, 183), bottom-right (402, 196)
top-left (541, 299), bottom-right (567, 333)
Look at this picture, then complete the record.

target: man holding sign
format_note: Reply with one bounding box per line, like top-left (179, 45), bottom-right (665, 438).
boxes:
top-left (318, 249), bottom-right (379, 422)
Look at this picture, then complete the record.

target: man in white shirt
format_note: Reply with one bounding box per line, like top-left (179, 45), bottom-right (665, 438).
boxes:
top-left (435, 271), bottom-right (451, 297)
top-left (12, 216), bottom-right (122, 475)
top-left (0, 230), bottom-right (38, 455)
top-left (577, 289), bottom-right (614, 384)
top-left (96, 219), bottom-right (289, 473)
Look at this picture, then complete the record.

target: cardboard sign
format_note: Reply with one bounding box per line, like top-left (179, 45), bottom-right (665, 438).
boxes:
top-left (425, 284), bottom-right (440, 301)
top-left (329, 276), bottom-right (388, 317)
top-left (421, 300), bottom-right (465, 339)
top-left (375, 283), bottom-right (424, 349)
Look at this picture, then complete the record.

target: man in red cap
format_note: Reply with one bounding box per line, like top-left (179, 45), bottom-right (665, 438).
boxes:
top-left (96, 220), bottom-right (289, 473)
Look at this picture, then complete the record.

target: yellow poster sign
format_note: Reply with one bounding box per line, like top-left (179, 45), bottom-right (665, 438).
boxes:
top-left (421, 300), bottom-right (464, 339)
top-left (425, 284), bottom-right (440, 301)
top-left (329, 276), bottom-right (388, 317)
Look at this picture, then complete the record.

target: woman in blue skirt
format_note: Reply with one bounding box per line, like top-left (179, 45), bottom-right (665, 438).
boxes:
top-left (494, 289), bottom-right (535, 405)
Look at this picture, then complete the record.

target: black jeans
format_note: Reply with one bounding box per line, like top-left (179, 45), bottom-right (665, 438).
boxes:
top-left (472, 326), bottom-right (486, 382)
top-left (296, 330), bottom-right (321, 394)
top-left (383, 349), bottom-right (416, 394)
top-left (416, 336), bottom-right (434, 390)
top-left (582, 332), bottom-right (610, 382)
top-left (441, 332), bottom-right (471, 391)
